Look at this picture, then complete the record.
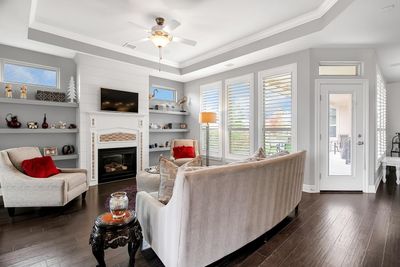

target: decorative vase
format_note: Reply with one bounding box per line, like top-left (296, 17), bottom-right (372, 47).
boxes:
top-left (42, 113), bottom-right (49, 129)
top-left (109, 192), bottom-right (129, 219)
top-left (5, 113), bottom-right (21, 128)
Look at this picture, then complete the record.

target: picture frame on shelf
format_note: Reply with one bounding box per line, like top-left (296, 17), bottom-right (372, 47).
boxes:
top-left (43, 147), bottom-right (58, 156)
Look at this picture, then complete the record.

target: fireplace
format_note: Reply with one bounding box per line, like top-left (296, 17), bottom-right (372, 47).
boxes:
top-left (98, 147), bottom-right (137, 183)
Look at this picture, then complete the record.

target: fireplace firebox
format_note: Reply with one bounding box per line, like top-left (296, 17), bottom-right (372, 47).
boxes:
top-left (98, 147), bottom-right (137, 183)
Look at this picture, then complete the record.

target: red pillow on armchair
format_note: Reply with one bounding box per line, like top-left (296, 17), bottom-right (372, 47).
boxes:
top-left (21, 156), bottom-right (60, 178)
top-left (173, 146), bottom-right (195, 159)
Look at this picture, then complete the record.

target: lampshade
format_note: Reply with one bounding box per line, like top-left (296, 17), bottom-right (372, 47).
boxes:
top-left (199, 112), bottom-right (216, 124)
top-left (150, 34), bottom-right (172, 48)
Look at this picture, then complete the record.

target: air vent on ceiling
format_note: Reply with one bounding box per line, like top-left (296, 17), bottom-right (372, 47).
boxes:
top-left (122, 42), bottom-right (136, 50)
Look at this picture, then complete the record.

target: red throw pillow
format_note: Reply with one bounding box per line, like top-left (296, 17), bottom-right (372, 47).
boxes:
top-left (21, 156), bottom-right (60, 178)
top-left (173, 146), bottom-right (195, 159)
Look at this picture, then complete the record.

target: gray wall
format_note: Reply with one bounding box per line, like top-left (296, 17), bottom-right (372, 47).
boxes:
top-left (149, 76), bottom-right (185, 165)
top-left (0, 44), bottom-right (77, 167)
top-left (387, 82), bottom-right (400, 153)
top-left (184, 50), bottom-right (312, 184)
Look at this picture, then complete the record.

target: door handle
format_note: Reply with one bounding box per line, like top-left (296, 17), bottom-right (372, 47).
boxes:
top-left (357, 141), bottom-right (364, 145)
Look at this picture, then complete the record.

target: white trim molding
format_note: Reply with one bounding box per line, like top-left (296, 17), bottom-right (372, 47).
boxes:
top-left (303, 184), bottom-right (318, 193)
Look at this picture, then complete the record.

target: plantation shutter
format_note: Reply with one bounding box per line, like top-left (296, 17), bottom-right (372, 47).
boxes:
top-left (200, 83), bottom-right (221, 157)
top-left (262, 72), bottom-right (293, 154)
top-left (376, 72), bottom-right (386, 162)
top-left (226, 78), bottom-right (251, 157)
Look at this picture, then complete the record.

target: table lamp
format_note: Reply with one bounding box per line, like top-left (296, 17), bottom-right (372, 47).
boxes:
top-left (199, 111), bottom-right (216, 166)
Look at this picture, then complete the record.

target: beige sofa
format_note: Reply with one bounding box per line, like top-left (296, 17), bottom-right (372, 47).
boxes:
top-left (0, 147), bottom-right (89, 216)
top-left (136, 150), bottom-right (306, 267)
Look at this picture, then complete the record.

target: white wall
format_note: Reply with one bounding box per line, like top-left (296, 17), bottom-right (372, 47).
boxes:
top-left (75, 54), bottom-right (150, 178)
top-left (387, 82), bottom-right (400, 154)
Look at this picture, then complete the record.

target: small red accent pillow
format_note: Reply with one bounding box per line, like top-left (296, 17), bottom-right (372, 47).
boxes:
top-left (173, 146), bottom-right (195, 159)
top-left (21, 156), bottom-right (60, 178)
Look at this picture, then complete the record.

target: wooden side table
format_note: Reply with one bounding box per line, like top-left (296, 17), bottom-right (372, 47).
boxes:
top-left (382, 157), bottom-right (400, 185)
top-left (89, 210), bottom-right (142, 267)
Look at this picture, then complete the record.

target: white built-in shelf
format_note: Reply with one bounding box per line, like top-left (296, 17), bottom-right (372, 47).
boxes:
top-left (52, 154), bottom-right (79, 161)
top-left (149, 147), bottom-right (170, 153)
top-left (0, 128), bottom-right (79, 134)
top-left (149, 110), bottom-right (190, 116)
top-left (0, 97), bottom-right (79, 108)
top-left (149, 129), bottom-right (189, 133)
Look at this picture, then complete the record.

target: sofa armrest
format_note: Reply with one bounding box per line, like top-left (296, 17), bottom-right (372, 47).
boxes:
top-left (59, 168), bottom-right (87, 174)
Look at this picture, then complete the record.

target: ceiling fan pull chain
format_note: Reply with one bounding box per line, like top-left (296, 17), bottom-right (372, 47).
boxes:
top-left (158, 46), bottom-right (162, 72)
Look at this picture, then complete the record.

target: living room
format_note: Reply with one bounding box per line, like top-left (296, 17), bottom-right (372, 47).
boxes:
top-left (0, 0), bottom-right (400, 266)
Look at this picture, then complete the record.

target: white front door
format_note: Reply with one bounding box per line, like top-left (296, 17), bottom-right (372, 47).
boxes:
top-left (319, 82), bottom-right (365, 191)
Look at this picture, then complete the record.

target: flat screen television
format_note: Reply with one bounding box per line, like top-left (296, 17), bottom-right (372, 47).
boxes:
top-left (101, 88), bottom-right (139, 113)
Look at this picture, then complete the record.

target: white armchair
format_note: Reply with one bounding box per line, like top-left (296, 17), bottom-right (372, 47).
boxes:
top-left (170, 139), bottom-right (199, 166)
top-left (0, 147), bottom-right (89, 216)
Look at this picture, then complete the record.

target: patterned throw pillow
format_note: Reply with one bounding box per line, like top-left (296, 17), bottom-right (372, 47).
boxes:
top-left (247, 147), bottom-right (267, 161)
top-left (158, 155), bottom-right (202, 204)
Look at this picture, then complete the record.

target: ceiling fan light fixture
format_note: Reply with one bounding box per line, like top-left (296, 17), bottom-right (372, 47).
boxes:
top-left (150, 34), bottom-right (172, 48)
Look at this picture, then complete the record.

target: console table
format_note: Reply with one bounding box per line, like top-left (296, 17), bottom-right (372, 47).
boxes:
top-left (382, 157), bottom-right (400, 185)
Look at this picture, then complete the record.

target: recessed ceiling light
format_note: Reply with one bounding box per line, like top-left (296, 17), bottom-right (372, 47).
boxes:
top-left (225, 63), bottom-right (234, 67)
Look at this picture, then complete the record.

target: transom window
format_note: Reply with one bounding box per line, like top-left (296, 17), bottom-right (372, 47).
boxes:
top-left (1, 60), bottom-right (59, 88)
top-left (318, 61), bottom-right (362, 76)
top-left (150, 86), bottom-right (176, 102)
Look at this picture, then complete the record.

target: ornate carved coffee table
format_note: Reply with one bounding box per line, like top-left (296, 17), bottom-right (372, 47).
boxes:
top-left (89, 210), bottom-right (142, 267)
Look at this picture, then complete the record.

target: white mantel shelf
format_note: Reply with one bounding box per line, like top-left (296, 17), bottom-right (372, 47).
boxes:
top-left (88, 111), bottom-right (146, 117)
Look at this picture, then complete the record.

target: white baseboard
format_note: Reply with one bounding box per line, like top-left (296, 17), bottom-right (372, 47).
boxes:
top-left (367, 173), bottom-right (383, 193)
top-left (303, 184), bottom-right (318, 193)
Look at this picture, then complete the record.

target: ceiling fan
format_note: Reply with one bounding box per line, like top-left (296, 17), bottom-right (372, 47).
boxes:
top-left (123, 17), bottom-right (197, 65)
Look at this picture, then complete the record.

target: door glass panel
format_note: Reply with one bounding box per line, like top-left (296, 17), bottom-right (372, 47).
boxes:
top-left (329, 94), bottom-right (352, 176)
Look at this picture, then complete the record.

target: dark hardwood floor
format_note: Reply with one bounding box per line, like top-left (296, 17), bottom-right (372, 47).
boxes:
top-left (1, 169), bottom-right (400, 267)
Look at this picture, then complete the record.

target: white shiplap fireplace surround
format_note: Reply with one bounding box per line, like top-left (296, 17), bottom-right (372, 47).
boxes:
top-left (87, 112), bottom-right (146, 186)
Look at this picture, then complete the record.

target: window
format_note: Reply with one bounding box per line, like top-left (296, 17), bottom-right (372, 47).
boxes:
top-left (200, 82), bottom-right (222, 158)
top-left (150, 86), bottom-right (176, 102)
top-left (2, 61), bottom-right (58, 88)
top-left (259, 64), bottom-right (297, 155)
top-left (225, 74), bottom-right (253, 158)
top-left (318, 61), bottom-right (361, 76)
top-left (376, 69), bottom-right (387, 163)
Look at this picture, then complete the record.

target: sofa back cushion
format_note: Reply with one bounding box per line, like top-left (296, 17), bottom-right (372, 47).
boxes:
top-left (21, 156), bottom-right (60, 178)
top-left (7, 147), bottom-right (42, 172)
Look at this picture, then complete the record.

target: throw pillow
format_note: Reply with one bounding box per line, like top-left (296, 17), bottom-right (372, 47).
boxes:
top-left (158, 155), bottom-right (202, 204)
top-left (247, 147), bottom-right (267, 161)
top-left (267, 150), bottom-right (290, 159)
top-left (173, 146), bottom-right (195, 159)
top-left (21, 156), bottom-right (60, 178)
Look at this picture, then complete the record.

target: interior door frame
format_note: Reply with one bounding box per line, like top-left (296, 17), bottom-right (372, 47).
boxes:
top-left (314, 79), bottom-right (369, 192)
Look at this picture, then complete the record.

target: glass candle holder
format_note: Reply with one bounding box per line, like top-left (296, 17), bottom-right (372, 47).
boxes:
top-left (109, 192), bottom-right (129, 219)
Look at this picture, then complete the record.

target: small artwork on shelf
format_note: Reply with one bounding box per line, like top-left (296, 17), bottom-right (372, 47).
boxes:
top-left (5, 84), bottom-right (12, 98)
top-left (36, 90), bottom-right (66, 102)
top-left (20, 85), bottom-right (27, 99)
top-left (43, 147), bottom-right (58, 156)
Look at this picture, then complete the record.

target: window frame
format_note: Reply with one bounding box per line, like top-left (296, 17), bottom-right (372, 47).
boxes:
top-left (258, 63), bottom-right (298, 154)
top-left (199, 81), bottom-right (223, 159)
top-left (149, 84), bottom-right (177, 102)
top-left (224, 73), bottom-right (254, 160)
top-left (318, 61), bottom-right (362, 77)
top-left (0, 58), bottom-right (60, 89)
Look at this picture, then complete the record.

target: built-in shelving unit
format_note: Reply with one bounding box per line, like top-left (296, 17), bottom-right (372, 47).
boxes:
top-left (149, 147), bottom-right (170, 153)
top-left (52, 154), bottom-right (79, 161)
top-left (0, 97), bottom-right (78, 108)
top-left (0, 128), bottom-right (79, 134)
top-left (149, 129), bottom-right (189, 133)
top-left (149, 110), bottom-right (190, 116)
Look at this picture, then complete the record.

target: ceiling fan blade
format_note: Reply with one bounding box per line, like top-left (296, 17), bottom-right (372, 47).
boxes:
top-left (164, 19), bottom-right (181, 32)
top-left (128, 21), bottom-right (151, 32)
top-left (173, 36), bottom-right (197, 46)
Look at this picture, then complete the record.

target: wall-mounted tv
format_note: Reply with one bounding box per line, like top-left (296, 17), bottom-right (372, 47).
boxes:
top-left (101, 88), bottom-right (139, 113)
